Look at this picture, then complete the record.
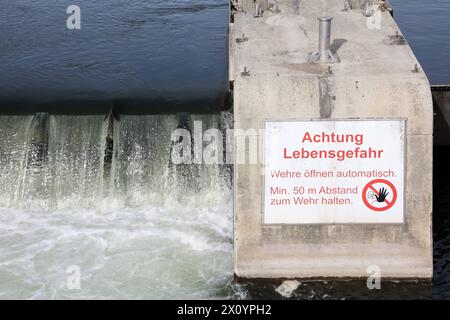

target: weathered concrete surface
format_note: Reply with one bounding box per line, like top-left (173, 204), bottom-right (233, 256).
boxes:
top-left (232, 0), bottom-right (433, 278)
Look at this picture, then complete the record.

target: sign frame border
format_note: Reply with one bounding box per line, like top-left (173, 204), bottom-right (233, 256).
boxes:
top-left (261, 117), bottom-right (407, 226)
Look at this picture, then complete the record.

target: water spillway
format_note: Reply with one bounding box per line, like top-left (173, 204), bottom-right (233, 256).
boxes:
top-left (0, 0), bottom-right (233, 291)
top-left (111, 114), bottom-right (232, 206)
top-left (0, 116), bottom-right (34, 207)
top-left (0, 113), bottom-right (233, 207)
top-left (0, 115), bottom-right (107, 209)
top-left (0, 112), bottom-right (236, 299)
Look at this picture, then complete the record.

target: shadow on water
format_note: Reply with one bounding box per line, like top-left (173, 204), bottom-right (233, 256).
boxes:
top-left (432, 87), bottom-right (450, 299)
top-left (239, 279), bottom-right (432, 300)
top-left (432, 146), bottom-right (450, 299)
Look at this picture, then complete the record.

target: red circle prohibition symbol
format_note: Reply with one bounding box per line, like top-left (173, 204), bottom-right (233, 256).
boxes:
top-left (362, 179), bottom-right (397, 212)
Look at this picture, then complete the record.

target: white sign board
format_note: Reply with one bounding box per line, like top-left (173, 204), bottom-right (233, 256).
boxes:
top-left (264, 120), bottom-right (405, 224)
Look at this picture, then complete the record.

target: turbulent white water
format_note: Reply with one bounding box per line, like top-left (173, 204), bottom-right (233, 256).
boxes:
top-left (0, 113), bottom-right (241, 299)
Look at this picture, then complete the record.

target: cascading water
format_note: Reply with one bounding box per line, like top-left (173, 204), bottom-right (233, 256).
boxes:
top-left (0, 116), bottom-right (34, 207)
top-left (0, 113), bottom-right (241, 299)
top-left (13, 115), bottom-right (108, 210)
top-left (47, 116), bottom-right (108, 209)
top-left (109, 115), bottom-right (179, 207)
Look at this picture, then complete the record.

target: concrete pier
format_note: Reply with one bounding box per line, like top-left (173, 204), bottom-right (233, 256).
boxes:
top-left (432, 85), bottom-right (450, 146)
top-left (231, 0), bottom-right (433, 278)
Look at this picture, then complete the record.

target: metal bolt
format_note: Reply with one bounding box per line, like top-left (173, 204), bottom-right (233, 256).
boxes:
top-left (343, 0), bottom-right (351, 11)
top-left (241, 67), bottom-right (250, 76)
top-left (269, 3), bottom-right (280, 14)
top-left (254, 2), bottom-right (263, 18)
top-left (363, 1), bottom-right (374, 17)
top-left (308, 16), bottom-right (340, 64)
top-left (236, 33), bottom-right (249, 43)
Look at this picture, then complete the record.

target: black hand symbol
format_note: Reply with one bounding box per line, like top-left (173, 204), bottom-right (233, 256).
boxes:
top-left (375, 187), bottom-right (389, 203)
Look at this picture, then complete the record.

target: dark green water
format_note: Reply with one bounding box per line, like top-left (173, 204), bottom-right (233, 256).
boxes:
top-left (0, 0), bottom-right (229, 113)
top-left (392, 0), bottom-right (450, 84)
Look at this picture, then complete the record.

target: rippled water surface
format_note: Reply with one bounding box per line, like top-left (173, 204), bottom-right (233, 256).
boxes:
top-left (390, 0), bottom-right (450, 299)
top-left (0, 0), bottom-right (229, 110)
top-left (392, 0), bottom-right (450, 84)
top-left (0, 203), bottom-right (237, 299)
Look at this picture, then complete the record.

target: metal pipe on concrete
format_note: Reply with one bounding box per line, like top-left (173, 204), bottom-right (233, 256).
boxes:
top-left (319, 17), bottom-right (333, 61)
top-left (254, 2), bottom-right (262, 17)
top-left (309, 16), bottom-right (340, 63)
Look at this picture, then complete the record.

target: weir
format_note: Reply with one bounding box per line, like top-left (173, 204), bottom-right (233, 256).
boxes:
top-left (231, 0), bottom-right (433, 278)
top-left (0, 111), bottom-right (235, 299)
top-left (0, 113), bottom-right (233, 210)
top-left (0, 0), bottom-right (444, 298)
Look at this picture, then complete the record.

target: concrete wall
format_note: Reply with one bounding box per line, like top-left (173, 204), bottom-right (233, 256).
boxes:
top-left (232, 0), bottom-right (433, 278)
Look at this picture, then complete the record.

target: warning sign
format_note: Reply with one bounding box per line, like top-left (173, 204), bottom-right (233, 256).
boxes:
top-left (263, 120), bottom-right (405, 224)
top-left (362, 179), bottom-right (397, 212)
